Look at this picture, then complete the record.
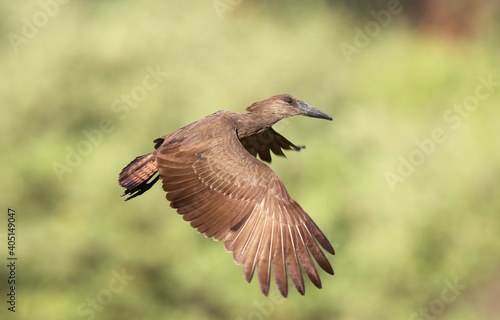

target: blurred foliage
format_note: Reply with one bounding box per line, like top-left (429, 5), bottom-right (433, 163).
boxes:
top-left (1, 1), bottom-right (500, 320)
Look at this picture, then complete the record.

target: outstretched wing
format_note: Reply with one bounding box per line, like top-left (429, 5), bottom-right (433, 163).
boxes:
top-left (156, 117), bottom-right (334, 297)
top-left (239, 128), bottom-right (304, 163)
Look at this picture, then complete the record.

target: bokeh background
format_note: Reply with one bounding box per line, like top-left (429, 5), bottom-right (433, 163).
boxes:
top-left (1, 0), bottom-right (500, 319)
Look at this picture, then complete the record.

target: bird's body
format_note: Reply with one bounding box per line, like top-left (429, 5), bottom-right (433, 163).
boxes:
top-left (119, 94), bottom-right (334, 297)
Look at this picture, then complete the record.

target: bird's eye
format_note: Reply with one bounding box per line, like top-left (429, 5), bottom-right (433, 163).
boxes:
top-left (286, 98), bottom-right (293, 104)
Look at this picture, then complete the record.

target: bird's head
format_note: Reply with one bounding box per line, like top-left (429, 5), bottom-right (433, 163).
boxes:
top-left (246, 94), bottom-right (332, 121)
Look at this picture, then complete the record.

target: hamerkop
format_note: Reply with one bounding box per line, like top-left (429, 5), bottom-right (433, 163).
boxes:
top-left (118, 94), bottom-right (334, 297)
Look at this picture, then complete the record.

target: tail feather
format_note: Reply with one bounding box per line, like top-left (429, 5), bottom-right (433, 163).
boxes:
top-left (119, 153), bottom-right (159, 201)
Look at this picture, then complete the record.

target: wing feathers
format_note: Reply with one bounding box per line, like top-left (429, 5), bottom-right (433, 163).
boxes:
top-left (239, 127), bottom-right (302, 163)
top-left (271, 223), bottom-right (288, 297)
top-left (294, 224), bottom-right (322, 289)
top-left (155, 119), bottom-right (333, 297)
top-left (256, 217), bottom-right (272, 296)
top-left (242, 209), bottom-right (267, 284)
top-left (285, 225), bottom-right (305, 295)
top-left (210, 201), bottom-right (252, 241)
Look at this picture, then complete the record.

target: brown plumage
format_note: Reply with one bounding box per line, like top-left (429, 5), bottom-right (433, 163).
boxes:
top-left (119, 94), bottom-right (334, 297)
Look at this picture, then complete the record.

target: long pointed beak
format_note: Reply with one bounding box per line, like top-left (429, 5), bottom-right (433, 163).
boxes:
top-left (297, 102), bottom-right (332, 121)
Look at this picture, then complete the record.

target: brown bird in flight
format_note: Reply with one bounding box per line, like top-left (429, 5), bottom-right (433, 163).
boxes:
top-left (118, 94), bottom-right (334, 297)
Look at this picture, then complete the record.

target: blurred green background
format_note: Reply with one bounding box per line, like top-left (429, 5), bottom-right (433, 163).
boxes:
top-left (1, 0), bottom-right (500, 319)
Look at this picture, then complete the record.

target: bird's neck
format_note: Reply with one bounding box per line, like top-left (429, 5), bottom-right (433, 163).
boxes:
top-left (234, 112), bottom-right (283, 138)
